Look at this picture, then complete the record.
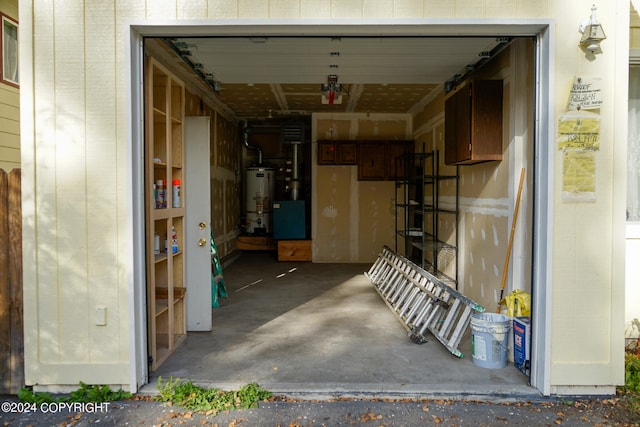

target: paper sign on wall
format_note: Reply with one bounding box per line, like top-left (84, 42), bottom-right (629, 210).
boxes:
top-left (567, 76), bottom-right (603, 110)
top-left (557, 112), bottom-right (600, 151)
top-left (562, 150), bottom-right (596, 202)
top-left (556, 75), bottom-right (602, 203)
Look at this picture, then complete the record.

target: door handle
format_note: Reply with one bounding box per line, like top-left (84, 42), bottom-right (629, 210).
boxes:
top-left (198, 238), bottom-right (207, 247)
top-left (198, 222), bottom-right (207, 229)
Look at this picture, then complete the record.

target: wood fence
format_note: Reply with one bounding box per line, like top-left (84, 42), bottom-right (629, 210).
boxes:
top-left (0, 168), bottom-right (23, 394)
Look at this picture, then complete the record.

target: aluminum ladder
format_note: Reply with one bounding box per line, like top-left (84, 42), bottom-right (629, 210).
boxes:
top-left (365, 246), bottom-right (485, 358)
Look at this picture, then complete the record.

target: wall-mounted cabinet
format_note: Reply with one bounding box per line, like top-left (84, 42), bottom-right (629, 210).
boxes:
top-left (318, 140), bottom-right (413, 180)
top-left (317, 141), bottom-right (357, 165)
top-left (444, 80), bottom-right (503, 165)
top-left (145, 57), bottom-right (187, 371)
top-left (357, 140), bottom-right (413, 181)
top-left (357, 142), bottom-right (387, 180)
top-left (388, 141), bottom-right (414, 181)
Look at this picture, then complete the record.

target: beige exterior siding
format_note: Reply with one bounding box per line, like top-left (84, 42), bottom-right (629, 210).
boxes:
top-left (632, 2), bottom-right (640, 48)
top-left (22, 0), bottom-right (138, 388)
top-left (19, 0), bottom-right (628, 394)
top-left (0, 0), bottom-right (19, 171)
top-left (0, 87), bottom-right (20, 170)
top-left (548, 0), bottom-right (627, 392)
top-left (629, 4), bottom-right (640, 353)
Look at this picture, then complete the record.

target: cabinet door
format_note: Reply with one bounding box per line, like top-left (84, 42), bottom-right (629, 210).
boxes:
top-left (470, 80), bottom-right (503, 162)
top-left (444, 87), bottom-right (472, 164)
top-left (318, 141), bottom-right (336, 164)
top-left (358, 142), bottom-right (387, 180)
top-left (318, 141), bottom-right (357, 165)
top-left (455, 88), bottom-right (472, 162)
top-left (388, 141), bottom-right (413, 180)
top-left (444, 91), bottom-right (460, 165)
top-left (338, 142), bottom-right (357, 164)
top-left (444, 80), bottom-right (502, 165)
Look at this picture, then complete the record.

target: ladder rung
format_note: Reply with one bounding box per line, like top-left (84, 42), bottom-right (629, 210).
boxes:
top-left (397, 287), bottom-right (420, 317)
top-left (442, 305), bottom-right (472, 348)
top-left (405, 292), bottom-right (427, 324)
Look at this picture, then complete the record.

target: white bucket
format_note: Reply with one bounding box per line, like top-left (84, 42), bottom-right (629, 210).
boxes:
top-left (470, 313), bottom-right (511, 369)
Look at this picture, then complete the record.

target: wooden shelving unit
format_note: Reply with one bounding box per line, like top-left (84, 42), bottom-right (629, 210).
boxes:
top-left (145, 57), bottom-right (187, 371)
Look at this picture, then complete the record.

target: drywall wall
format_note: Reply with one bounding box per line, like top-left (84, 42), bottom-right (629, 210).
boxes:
top-left (412, 40), bottom-right (534, 314)
top-left (312, 113), bottom-right (411, 263)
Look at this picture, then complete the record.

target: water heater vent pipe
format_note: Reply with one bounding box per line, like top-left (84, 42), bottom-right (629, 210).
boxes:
top-left (243, 121), bottom-right (263, 165)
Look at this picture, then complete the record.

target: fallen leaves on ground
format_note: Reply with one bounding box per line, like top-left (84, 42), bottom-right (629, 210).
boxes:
top-left (359, 412), bottom-right (383, 422)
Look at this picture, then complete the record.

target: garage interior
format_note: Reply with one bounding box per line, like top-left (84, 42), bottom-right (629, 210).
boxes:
top-left (142, 33), bottom-right (536, 396)
top-left (151, 252), bottom-right (531, 397)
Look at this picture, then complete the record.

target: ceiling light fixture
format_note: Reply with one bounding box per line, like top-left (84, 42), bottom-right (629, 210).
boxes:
top-left (321, 74), bottom-right (343, 105)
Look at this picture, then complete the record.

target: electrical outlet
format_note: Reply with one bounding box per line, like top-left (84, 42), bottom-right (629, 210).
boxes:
top-left (95, 306), bottom-right (107, 326)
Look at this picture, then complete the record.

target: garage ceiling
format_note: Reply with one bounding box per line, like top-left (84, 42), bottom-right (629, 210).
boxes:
top-left (147, 36), bottom-right (509, 120)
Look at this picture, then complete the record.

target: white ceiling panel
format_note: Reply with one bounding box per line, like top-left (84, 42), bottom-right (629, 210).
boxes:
top-left (172, 36), bottom-right (502, 84)
top-left (149, 35), bottom-right (514, 119)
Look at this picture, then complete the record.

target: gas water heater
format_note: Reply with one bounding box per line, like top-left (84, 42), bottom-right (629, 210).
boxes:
top-left (245, 167), bottom-right (275, 234)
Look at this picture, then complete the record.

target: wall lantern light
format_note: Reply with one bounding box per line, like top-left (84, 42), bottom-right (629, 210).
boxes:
top-left (579, 4), bottom-right (606, 53)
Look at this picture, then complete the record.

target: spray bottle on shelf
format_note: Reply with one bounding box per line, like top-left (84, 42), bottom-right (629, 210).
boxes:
top-left (171, 226), bottom-right (179, 254)
top-left (155, 180), bottom-right (165, 208)
top-left (172, 179), bottom-right (181, 208)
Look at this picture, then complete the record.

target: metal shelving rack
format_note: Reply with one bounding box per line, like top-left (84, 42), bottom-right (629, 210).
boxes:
top-left (395, 149), bottom-right (459, 288)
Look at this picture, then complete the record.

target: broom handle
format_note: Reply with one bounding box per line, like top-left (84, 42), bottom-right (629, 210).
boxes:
top-left (497, 167), bottom-right (526, 313)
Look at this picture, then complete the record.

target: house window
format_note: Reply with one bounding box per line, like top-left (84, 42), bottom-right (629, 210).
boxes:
top-left (1, 13), bottom-right (18, 87)
top-left (629, 66), bottom-right (640, 221)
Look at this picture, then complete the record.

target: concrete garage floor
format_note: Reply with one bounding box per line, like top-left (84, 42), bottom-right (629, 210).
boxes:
top-left (148, 251), bottom-right (537, 399)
